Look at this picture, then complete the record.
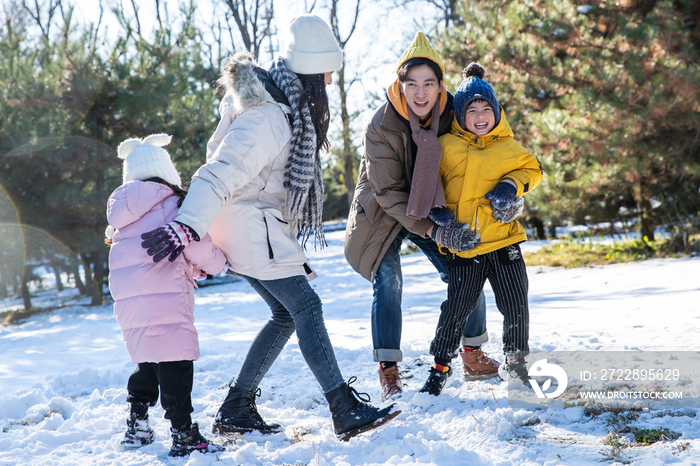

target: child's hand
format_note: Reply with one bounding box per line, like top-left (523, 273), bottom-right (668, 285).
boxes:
top-left (430, 221), bottom-right (481, 251)
top-left (141, 221), bottom-right (199, 263)
top-left (492, 196), bottom-right (524, 223)
top-left (192, 268), bottom-right (208, 280)
top-left (427, 206), bottom-right (454, 226)
top-left (485, 181), bottom-right (517, 210)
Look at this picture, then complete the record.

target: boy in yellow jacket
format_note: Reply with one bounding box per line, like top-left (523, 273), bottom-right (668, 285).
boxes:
top-left (420, 63), bottom-right (543, 395)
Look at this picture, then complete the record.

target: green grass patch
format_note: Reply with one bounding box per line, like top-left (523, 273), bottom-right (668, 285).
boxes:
top-left (629, 427), bottom-right (682, 445)
top-left (524, 234), bottom-right (700, 268)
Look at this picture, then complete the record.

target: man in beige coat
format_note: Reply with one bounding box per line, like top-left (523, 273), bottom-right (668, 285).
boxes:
top-left (344, 33), bottom-right (506, 401)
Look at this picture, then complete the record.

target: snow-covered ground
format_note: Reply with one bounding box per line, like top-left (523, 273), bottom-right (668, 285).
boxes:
top-left (0, 229), bottom-right (698, 465)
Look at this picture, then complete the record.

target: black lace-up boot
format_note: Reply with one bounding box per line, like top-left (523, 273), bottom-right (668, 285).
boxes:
top-left (213, 387), bottom-right (283, 434)
top-left (169, 422), bottom-right (223, 457)
top-left (325, 377), bottom-right (400, 441)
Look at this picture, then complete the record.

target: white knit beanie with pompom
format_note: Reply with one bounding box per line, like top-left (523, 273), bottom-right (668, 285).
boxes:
top-left (116, 133), bottom-right (181, 186)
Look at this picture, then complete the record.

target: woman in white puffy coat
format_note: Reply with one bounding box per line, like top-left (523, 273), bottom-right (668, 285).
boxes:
top-left (140, 15), bottom-right (397, 440)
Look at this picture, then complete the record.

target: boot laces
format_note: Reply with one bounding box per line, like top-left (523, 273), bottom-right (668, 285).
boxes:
top-left (474, 349), bottom-right (490, 364)
top-left (347, 376), bottom-right (371, 403)
top-left (250, 387), bottom-right (262, 408)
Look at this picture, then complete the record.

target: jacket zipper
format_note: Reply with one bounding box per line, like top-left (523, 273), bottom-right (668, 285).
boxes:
top-left (263, 216), bottom-right (274, 259)
top-left (473, 208), bottom-right (480, 263)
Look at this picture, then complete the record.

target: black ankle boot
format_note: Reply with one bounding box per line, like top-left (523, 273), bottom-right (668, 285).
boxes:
top-left (169, 422), bottom-right (223, 457)
top-left (121, 412), bottom-right (154, 448)
top-left (213, 387), bottom-right (282, 434)
top-left (325, 377), bottom-right (399, 441)
top-left (121, 402), bottom-right (154, 448)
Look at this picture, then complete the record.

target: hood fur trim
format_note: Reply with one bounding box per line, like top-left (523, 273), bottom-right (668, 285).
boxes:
top-left (217, 52), bottom-right (267, 112)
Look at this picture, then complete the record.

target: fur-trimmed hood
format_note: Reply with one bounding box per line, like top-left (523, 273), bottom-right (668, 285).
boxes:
top-left (217, 52), bottom-right (269, 113)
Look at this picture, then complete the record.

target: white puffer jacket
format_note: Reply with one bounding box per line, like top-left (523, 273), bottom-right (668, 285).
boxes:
top-left (176, 53), bottom-right (316, 281)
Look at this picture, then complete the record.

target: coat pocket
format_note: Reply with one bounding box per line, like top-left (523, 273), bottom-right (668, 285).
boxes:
top-left (262, 210), bottom-right (308, 265)
top-left (357, 188), bottom-right (381, 224)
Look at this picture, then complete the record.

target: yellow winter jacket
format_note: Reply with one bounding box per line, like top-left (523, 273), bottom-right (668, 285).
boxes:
top-left (438, 108), bottom-right (543, 258)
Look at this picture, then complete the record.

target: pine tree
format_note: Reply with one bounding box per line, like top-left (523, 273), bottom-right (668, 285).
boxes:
top-left (439, 0), bottom-right (700, 241)
top-left (0, 2), bottom-right (222, 308)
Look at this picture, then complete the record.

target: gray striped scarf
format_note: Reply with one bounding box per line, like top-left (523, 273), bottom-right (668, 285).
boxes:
top-left (268, 57), bottom-right (326, 249)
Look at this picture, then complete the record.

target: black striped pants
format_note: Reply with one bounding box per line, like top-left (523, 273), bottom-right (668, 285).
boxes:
top-left (429, 243), bottom-right (530, 361)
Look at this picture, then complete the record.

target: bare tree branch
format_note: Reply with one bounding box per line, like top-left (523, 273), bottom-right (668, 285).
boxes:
top-left (154, 0), bottom-right (162, 30)
top-left (2, 0), bottom-right (31, 35)
top-left (21, 0), bottom-right (61, 39)
top-left (388, 0), bottom-right (464, 30)
top-left (224, 12), bottom-right (237, 53)
top-left (305, 0), bottom-right (318, 13)
top-left (87, 0), bottom-right (104, 56)
top-left (326, 0), bottom-right (362, 207)
top-left (129, 0), bottom-right (141, 36)
top-left (221, 0), bottom-right (274, 59)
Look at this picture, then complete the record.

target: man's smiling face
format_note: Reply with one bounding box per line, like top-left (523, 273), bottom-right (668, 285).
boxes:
top-left (400, 64), bottom-right (442, 122)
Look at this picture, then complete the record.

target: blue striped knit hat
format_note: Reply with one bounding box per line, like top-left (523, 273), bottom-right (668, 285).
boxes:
top-left (454, 63), bottom-right (500, 131)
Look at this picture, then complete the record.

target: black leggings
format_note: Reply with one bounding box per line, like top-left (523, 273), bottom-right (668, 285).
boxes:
top-left (126, 360), bottom-right (194, 429)
top-left (430, 244), bottom-right (530, 361)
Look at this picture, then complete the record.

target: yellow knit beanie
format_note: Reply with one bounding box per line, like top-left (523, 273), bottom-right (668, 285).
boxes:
top-left (395, 31), bottom-right (445, 75)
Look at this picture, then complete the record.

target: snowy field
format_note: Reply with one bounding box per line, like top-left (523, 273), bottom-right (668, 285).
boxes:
top-left (0, 229), bottom-right (699, 465)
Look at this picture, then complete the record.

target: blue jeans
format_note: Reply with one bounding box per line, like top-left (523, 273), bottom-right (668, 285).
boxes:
top-left (232, 275), bottom-right (345, 395)
top-left (371, 229), bottom-right (488, 362)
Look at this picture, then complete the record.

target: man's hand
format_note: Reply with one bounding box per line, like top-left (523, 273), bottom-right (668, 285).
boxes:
top-left (485, 181), bottom-right (517, 210)
top-left (430, 221), bottom-right (481, 251)
top-left (492, 196), bottom-right (524, 223)
top-left (141, 221), bottom-right (198, 263)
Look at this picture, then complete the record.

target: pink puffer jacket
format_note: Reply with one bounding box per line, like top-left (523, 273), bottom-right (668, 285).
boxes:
top-left (107, 180), bottom-right (226, 364)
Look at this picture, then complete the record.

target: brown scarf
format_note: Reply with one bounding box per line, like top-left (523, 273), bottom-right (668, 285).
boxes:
top-left (406, 100), bottom-right (447, 219)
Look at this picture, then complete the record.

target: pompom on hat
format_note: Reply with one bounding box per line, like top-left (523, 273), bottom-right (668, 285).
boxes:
top-left (282, 14), bottom-right (343, 75)
top-left (117, 133), bottom-right (182, 187)
top-left (454, 63), bottom-right (501, 130)
top-left (396, 31), bottom-right (445, 75)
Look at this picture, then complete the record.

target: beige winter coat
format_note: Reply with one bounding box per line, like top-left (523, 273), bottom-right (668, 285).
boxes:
top-left (176, 53), bottom-right (316, 281)
top-left (344, 98), bottom-right (454, 282)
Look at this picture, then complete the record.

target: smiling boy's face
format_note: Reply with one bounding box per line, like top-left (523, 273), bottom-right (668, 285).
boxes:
top-left (464, 99), bottom-right (496, 135)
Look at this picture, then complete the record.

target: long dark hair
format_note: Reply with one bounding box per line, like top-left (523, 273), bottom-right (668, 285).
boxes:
top-left (296, 73), bottom-right (330, 155)
top-left (144, 177), bottom-right (188, 207)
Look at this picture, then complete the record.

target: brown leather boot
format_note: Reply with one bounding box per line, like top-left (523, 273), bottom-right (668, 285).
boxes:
top-left (459, 348), bottom-right (500, 381)
top-left (378, 365), bottom-right (403, 402)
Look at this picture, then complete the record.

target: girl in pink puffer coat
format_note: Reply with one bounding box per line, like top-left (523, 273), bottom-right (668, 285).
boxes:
top-left (106, 134), bottom-right (226, 456)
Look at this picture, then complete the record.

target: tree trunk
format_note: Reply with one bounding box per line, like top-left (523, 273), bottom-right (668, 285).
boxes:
top-left (21, 263), bottom-right (32, 311)
top-left (91, 247), bottom-right (104, 305)
top-left (81, 254), bottom-right (95, 299)
top-left (90, 115), bottom-right (106, 305)
top-left (634, 181), bottom-right (655, 242)
top-left (52, 260), bottom-right (64, 292)
top-left (69, 255), bottom-right (86, 294)
top-left (638, 199), bottom-right (655, 242)
top-left (0, 268), bottom-right (7, 299)
top-left (336, 68), bottom-right (356, 209)
top-left (10, 268), bottom-right (19, 297)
